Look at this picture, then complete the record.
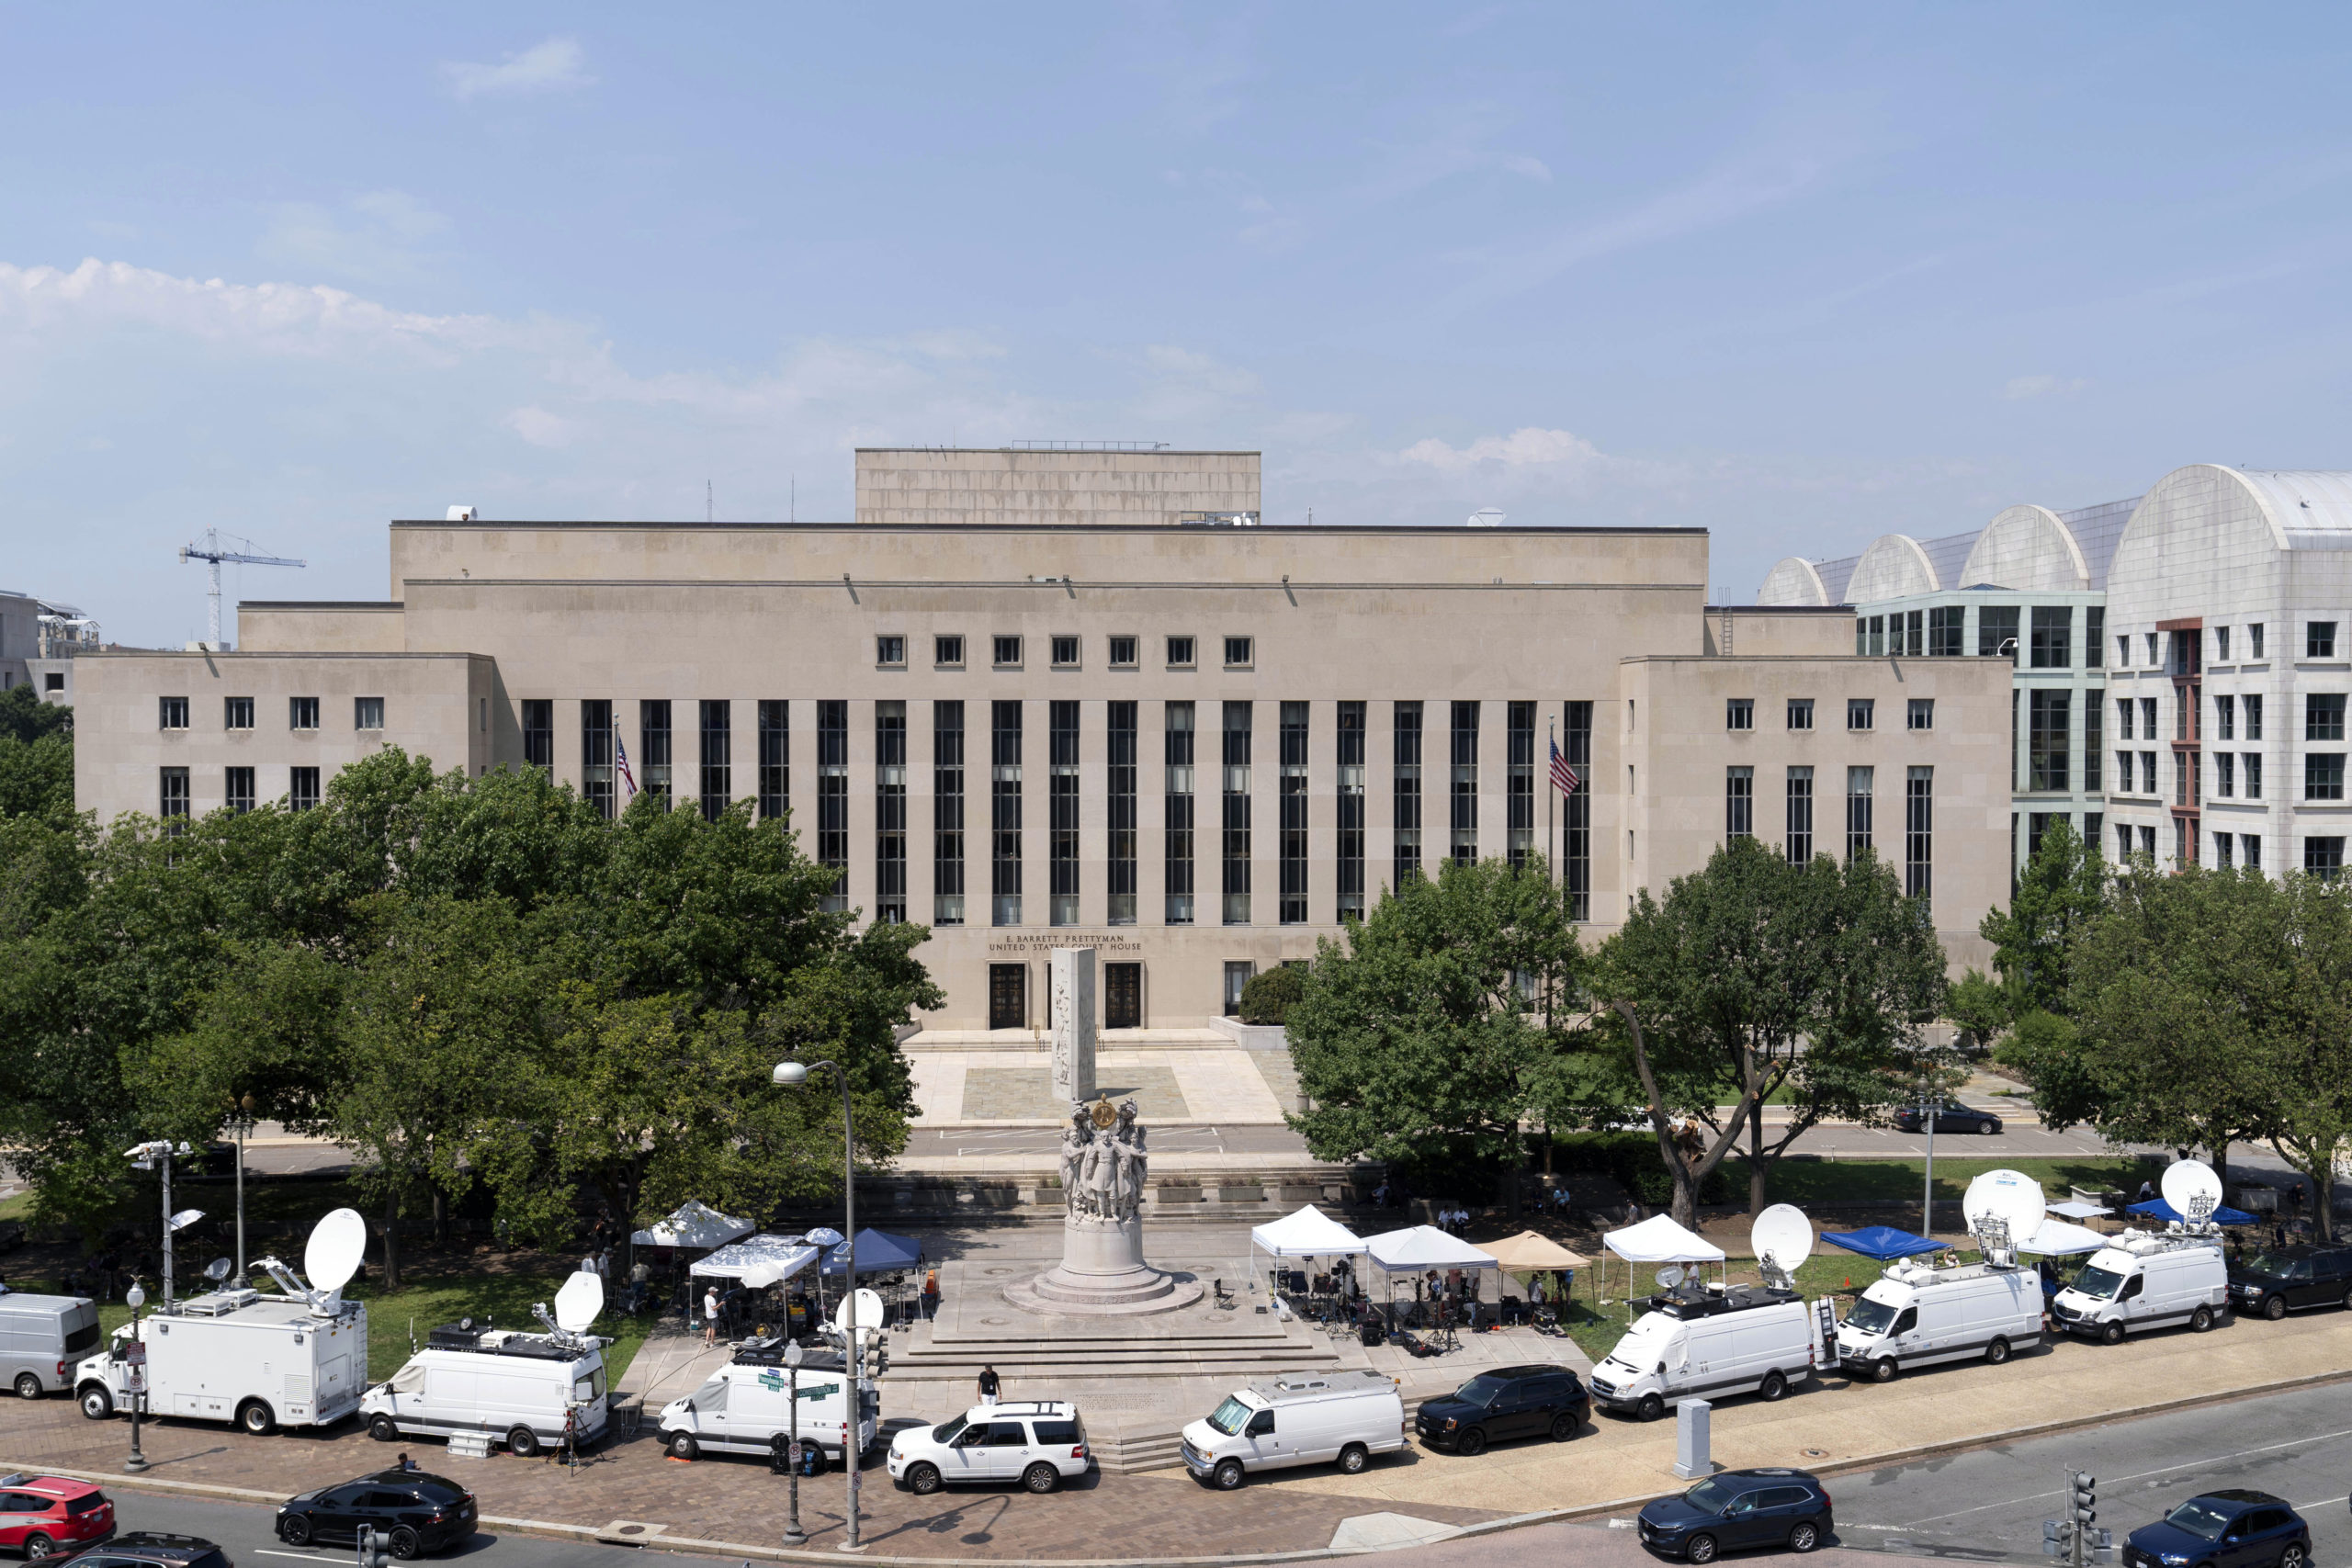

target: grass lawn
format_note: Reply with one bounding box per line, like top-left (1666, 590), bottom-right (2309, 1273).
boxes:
top-left (1718, 1154), bottom-right (2155, 1209)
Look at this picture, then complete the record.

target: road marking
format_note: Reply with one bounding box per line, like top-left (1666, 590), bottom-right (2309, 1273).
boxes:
top-left (1885, 1425), bottom-right (2352, 1528)
top-left (257, 1552), bottom-right (352, 1565)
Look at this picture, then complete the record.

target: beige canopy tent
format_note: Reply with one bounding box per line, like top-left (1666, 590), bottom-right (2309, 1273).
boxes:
top-left (1475, 1231), bottom-right (1590, 1272)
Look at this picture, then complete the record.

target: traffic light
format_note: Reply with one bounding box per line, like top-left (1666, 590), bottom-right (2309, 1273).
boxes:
top-left (2071, 1473), bottom-right (2097, 1527)
top-left (356, 1525), bottom-right (391, 1568)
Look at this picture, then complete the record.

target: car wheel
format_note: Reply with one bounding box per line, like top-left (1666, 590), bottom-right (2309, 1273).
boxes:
top-left (907, 1461), bottom-right (941, 1495)
top-left (369, 1414), bottom-right (401, 1442)
top-left (1687, 1532), bottom-right (1720, 1563)
top-left (1759, 1371), bottom-right (1788, 1402)
top-left (1023, 1461), bottom-right (1060, 1494)
top-left (23, 1534), bottom-right (55, 1559)
top-left (1340, 1441), bottom-right (1372, 1472)
top-left (1790, 1520), bottom-right (1822, 1553)
top-left (388, 1526), bottom-right (423, 1561)
top-left (15, 1371), bottom-right (44, 1400)
top-left (78, 1385), bottom-right (113, 1420)
top-left (1985, 1337), bottom-right (2011, 1365)
top-left (1981, 1121), bottom-right (1998, 1134)
top-left (1457, 1427), bottom-right (1488, 1456)
top-left (1637, 1393), bottom-right (1666, 1422)
top-left (280, 1516), bottom-right (312, 1546)
top-left (2100, 1321), bottom-right (2125, 1346)
top-left (1873, 1357), bottom-right (1898, 1383)
top-left (238, 1398), bottom-right (277, 1435)
top-left (1549, 1412), bottom-right (1579, 1441)
top-left (666, 1430), bottom-right (698, 1461)
top-left (2191, 1306), bottom-right (2214, 1333)
top-left (2265, 1294), bottom-right (2288, 1322)
top-left (1214, 1458), bottom-right (1246, 1491)
top-left (2281, 1542), bottom-right (2308, 1568)
top-left (508, 1425), bottom-right (541, 1458)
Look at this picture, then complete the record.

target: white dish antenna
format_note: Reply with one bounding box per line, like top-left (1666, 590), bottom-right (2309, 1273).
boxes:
top-left (2161, 1160), bottom-right (2223, 1225)
top-left (1750, 1204), bottom-right (1815, 1285)
top-left (834, 1286), bottom-right (886, 1337)
top-left (1654, 1265), bottom-right (1684, 1289)
top-left (553, 1270), bottom-right (604, 1335)
top-left (1467, 508), bottom-right (1506, 527)
top-left (305, 1207), bottom-right (368, 1297)
top-left (1962, 1169), bottom-right (2046, 1264)
top-left (166, 1209), bottom-right (206, 1235)
top-left (804, 1226), bottom-right (845, 1249)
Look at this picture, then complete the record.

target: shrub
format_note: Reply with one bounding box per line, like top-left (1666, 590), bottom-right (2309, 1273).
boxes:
top-left (1238, 964), bottom-right (1305, 1026)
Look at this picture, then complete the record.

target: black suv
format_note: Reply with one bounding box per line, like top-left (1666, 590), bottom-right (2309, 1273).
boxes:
top-left (1415, 1364), bottom-right (1589, 1454)
top-left (275, 1469), bottom-right (478, 1558)
top-left (1638, 1469), bottom-right (1832, 1563)
top-left (1892, 1102), bottom-right (2001, 1134)
top-left (2123, 1489), bottom-right (2310, 1568)
top-left (51, 1533), bottom-right (233, 1568)
top-left (2228, 1246), bottom-right (2352, 1320)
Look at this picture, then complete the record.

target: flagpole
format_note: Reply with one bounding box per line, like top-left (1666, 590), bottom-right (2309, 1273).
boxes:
top-left (1547, 716), bottom-right (1557, 894)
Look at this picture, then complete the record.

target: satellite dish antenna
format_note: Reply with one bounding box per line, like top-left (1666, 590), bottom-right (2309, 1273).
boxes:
top-left (1962, 1169), bottom-right (2046, 1266)
top-left (1467, 508), bottom-right (1506, 527)
top-left (304, 1207), bottom-right (368, 1299)
top-left (1654, 1265), bottom-right (1685, 1289)
top-left (166, 1209), bottom-right (206, 1235)
top-left (805, 1227), bottom-right (845, 1249)
top-left (553, 1271), bottom-right (604, 1336)
top-left (203, 1258), bottom-right (232, 1283)
top-left (2161, 1160), bottom-right (2223, 1228)
top-left (834, 1286), bottom-right (886, 1337)
top-left (1750, 1204), bottom-right (1815, 1288)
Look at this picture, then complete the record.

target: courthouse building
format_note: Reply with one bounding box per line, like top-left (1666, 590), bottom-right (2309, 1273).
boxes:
top-left (73, 447), bottom-right (2012, 1030)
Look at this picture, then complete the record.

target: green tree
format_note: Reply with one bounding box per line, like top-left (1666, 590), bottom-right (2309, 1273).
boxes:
top-left (0, 686), bottom-right (73, 823)
top-left (1980, 818), bottom-right (2105, 1016)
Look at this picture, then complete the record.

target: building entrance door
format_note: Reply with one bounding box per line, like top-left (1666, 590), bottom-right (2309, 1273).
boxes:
top-left (1105, 963), bottom-right (1142, 1030)
top-left (988, 964), bottom-right (1027, 1030)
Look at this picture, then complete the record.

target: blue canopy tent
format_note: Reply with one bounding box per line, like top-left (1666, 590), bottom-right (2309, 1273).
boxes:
top-left (1821, 1225), bottom-right (1944, 1261)
top-left (2125, 1199), bottom-right (2258, 1227)
top-left (820, 1227), bottom-right (926, 1276)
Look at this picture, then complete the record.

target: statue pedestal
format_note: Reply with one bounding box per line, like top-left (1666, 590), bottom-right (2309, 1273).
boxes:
top-left (1003, 1216), bottom-right (1206, 1316)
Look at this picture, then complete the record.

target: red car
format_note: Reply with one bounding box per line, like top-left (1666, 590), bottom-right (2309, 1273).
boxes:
top-left (0, 1472), bottom-right (114, 1558)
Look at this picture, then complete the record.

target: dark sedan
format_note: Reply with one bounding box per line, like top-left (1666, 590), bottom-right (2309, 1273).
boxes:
top-left (2123, 1489), bottom-right (2309, 1568)
top-left (1892, 1102), bottom-right (2002, 1134)
top-left (1638, 1468), bottom-right (1831, 1563)
top-left (275, 1469), bottom-right (477, 1559)
top-left (1414, 1364), bottom-right (1587, 1453)
top-left (49, 1534), bottom-right (232, 1568)
top-left (2228, 1246), bottom-right (2352, 1320)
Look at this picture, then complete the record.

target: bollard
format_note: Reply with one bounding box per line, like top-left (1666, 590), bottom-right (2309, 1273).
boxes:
top-left (1672, 1398), bottom-right (1712, 1479)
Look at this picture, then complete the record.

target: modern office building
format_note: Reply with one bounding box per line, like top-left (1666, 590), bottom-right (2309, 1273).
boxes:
top-left (72, 446), bottom-right (2013, 1028)
top-left (1, 590), bottom-right (103, 705)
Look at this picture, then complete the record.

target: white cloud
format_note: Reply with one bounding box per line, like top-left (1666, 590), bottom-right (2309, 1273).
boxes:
top-left (1501, 154), bottom-right (1553, 183)
top-left (2003, 374), bottom-right (2090, 400)
top-left (439, 37), bottom-right (594, 101)
top-left (1398, 425), bottom-right (1606, 473)
top-left (256, 190), bottom-right (453, 285)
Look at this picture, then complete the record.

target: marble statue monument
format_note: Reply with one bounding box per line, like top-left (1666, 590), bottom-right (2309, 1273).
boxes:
top-left (1003, 1095), bottom-right (1204, 1314)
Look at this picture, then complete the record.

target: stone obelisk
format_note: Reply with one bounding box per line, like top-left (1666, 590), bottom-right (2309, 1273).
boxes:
top-left (1049, 947), bottom-right (1097, 1106)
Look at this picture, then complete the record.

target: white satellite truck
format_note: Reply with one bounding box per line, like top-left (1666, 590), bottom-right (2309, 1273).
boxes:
top-left (2052, 1160), bottom-right (2232, 1344)
top-left (359, 1271), bottom-right (612, 1457)
top-left (1833, 1169), bottom-right (2048, 1382)
top-left (1588, 1205), bottom-right (1826, 1422)
top-left (659, 1286), bottom-right (885, 1467)
top-left (75, 1208), bottom-right (370, 1436)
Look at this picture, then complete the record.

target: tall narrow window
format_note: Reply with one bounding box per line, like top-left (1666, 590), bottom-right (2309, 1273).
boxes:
top-left (1107, 701), bottom-right (1137, 924)
top-left (1566, 702), bottom-right (1592, 920)
top-left (817, 700), bottom-right (848, 910)
top-left (1281, 702), bottom-right (1308, 924)
top-left (2085, 729), bottom-right (2101, 793)
top-left (876, 701), bottom-right (907, 923)
top-left (1337, 701), bottom-right (1366, 919)
top-left (160, 767), bottom-right (189, 830)
top-left (1786, 766), bottom-right (1814, 863)
top-left (582, 700), bottom-right (616, 818)
top-left (1222, 702), bottom-right (1252, 925)
top-left (2086, 607), bottom-right (2105, 667)
top-left (1393, 702), bottom-right (1423, 887)
top-left (522, 700), bottom-right (553, 774)
top-left (1928, 605), bottom-right (1964, 657)
top-left (1905, 766), bottom-right (1934, 903)
top-left (2030, 606), bottom-right (2073, 668)
top-left (698, 701), bottom-right (731, 820)
top-left (2029, 690), bottom-right (2071, 791)
top-left (1049, 700), bottom-right (1080, 925)
top-left (225, 767), bottom-right (254, 816)
top-left (758, 700), bottom-right (788, 822)
top-left (1165, 702), bottom-right (1195, 924)
top-left (2217, 694), bottom-right (2236, 739)
top-left (639, 700), bottom-right (673, 805)
top-left (2245, 694), bottom-right (2264, 739)
top-left (933, 701), bottom-right (965, 925)
top-left (1507, 702), bottom-right (1535, 868)
top-left (1979, 606), bottom-right (2020, 662)
top-left (991, 700), bottom-right (1023, 926)
top-left (1726, 766), bottom-right (1754, 840)
top-left (1450, 701), bottom-right (1479, 864)
top-left (1846, 766), bottom-right (1873, 859)
top-left (289, 766), bottom-right (320, 813)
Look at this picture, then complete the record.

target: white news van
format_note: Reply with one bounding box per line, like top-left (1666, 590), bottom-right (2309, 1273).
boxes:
top-left (2052, 1232), bottom-right (2229, 1343)
top-left (361, 1272), bottom-right (612, 1457)
top-left (1178, 1370), bottom-right (1406, 1489)
top-left (1833, 1259), bottom-right (2043, 1381)
top-left (658, 1340), bottom-right (876, 1467)
top-left (1587, 1285), bottom-right (1818, 1421)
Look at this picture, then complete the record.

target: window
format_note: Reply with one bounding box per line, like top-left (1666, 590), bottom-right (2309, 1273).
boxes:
top-left (290, 766), bottom-right (320, 812)
top-left (1786, 699), bottom-right (1813, 730)
top-left (2117, 635), bottom-right (2131, 666)
top-left (2217, 752), bottom-right (2235, 797)
top-left (2085, 811), bottom-right (2102, 853)
top-left (2311, 622), bottom-right (2338, 659)
top-left (2118, 752), bottom-right (2134, 793)
top-left (1224, 961), bottom-right (1255, 1017)
top-left (935, 635), bottom-right (965, 667)
top-left (1393, 701), bottom-right (1423, 887)
top-left (289, 695), bottom-right (319, 731)
top-left (2309, 694), bottom-right (2346, 741)
top-left (1907, 698), bottom-right (1934, 731)
top-left (1105, 962), bottom-right (1142, 1029)
top-left (1928, 605), bottom-right (1964, 657)
top-left (2250, 623), bottom-right (2266, 660)
top-left (1110, 636), bottom-right (1138, 668)
top-left (2245, 833), bottom-right (2262, 870)
top-left (1725, 766), bottom-right (1754, 840)
top-left (1901, 609), bottom-right (1924, 657)
top-left (1222, 702), bottom-right (1252, 924)
top-left (933, 701), bottom-right (965, 925)
top-left (1338, 701), bottom-right (1367, 919)
top-left (2117, 697), bottom-right (2134, 741)
top-left (2175, 750), bottom-right (2189, 807)
top-left (522, 699), bottom-right (552, 772)
top-left (700, 700), bottom-right (731, 821)
top-left (819, 700), bottom-right (848, 909)
top-left (2215, 626), bottom-right (2230, 661)
top-left (2085, 734), bottom-right (2100, 793)
top-left (1864, 615), bottom-right (1884, 656)
top-left (1049, 700), bottom-right (1079, 925)
top-left (1051, 636), bottom-right (1080, 669)
top-left (2140, 824), bottom-right (2157, 857)
top-left (1224, 637), bottom-right (1253, 669)
top-left (1785, 766), bottom-right (1814, 863)
top-left (1979, 605), bottom-right (2020, 661)
top-left (1165, 701), bottom-right (1196, 923)
top-left (1848, 698), bottom-right (1875, 731)
top-left (992, 636), bottom-right (1023, 669)
top-left (582, 700), bottom-right (616, 818)
top-left (1450, 701), bottom-right (1479, 865)
top-left (876, 635), bottom-right (906, 667)
top-left (639, 699), bottom-right (673, 805)
top-left (1845, 766), bottom-right (1873, 859)
top-left (224, 696), bottom-right (254, 729)
top-left (2144, 632), bottom-right (2159, 664)
top-left (1725, 698), bottom-right (1754, 730)
top-left (355, 695), bottom-right (387, 730)
top-left (159, 695), bottom-right (188, 729)
top-left (2307, 838), bottom-right (2346, 881)
top-left (43, 671), bottom-right (61, 693)
top-left (2143, 750), bottom-right (2158, 794)
top-left (1507, 702), bottom-right (1535, 869)
top-left (1167, 636), bottom-right (1196, 668)
top-left (2030, 690), bottom-right (2071, 792)
top-left (876, 701), bottom-right (907, 923)
top-left (2086, 608), bottom-right (2105, 667)
top-left (1566, 701), bottom-right (1592, 920)
top-left (1905, 767), bottom-right (1934, 903)
top-left (2248, 750), bottom-right (2265, 800)
top-left (990, 699), bottom-right (1023, 925)
top-left (225, 766), bottom-right (254, 815)
top-left (160, 766), bottom-right (189, 827)
top-left (758, 700), bottom-right (787, 822)
top-left (2030, 605), bottom-right (2072, 669)
top-left (2169, 628), bottom-right (2203, 679)
top-left (1282, 702), bottom-right (1310, 921)
top-left (1108, 701), bottom-right (1137, 925)
top-left (2142, 696), bottom-right (2159, 740)
top-left (2216, 694), bottom-right (2236, 739)
top-left (2029, 811), bottom-right (2057, 861)
top-left (2306, 753), bottom-right (2344, 801)
top-left (2245, 694), bottom-right (2264, 739)
top-left (989, 964), bottom-right (1026, 1030)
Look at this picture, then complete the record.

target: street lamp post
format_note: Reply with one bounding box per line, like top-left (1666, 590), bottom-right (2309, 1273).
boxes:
top-left (1917, 1084), bottom-right (1939, 1242)
top-left (784, 1337), bottom-right (807, 1546)
top-left (123, 1282), bottom-right (147, 1473)
top-left (774, 1059), bottom-right (864, 1552)
top-left (225, 1095), bottom-right (256, 1288)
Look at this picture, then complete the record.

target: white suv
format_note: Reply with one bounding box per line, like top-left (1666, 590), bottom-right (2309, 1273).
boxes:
top-left (888, 1401), bottom-right (1091, 1495)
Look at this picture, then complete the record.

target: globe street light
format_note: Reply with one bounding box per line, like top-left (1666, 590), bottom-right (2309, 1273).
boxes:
top-left (123, 1282), bottom-right (148, 1473)
top-left (773, 1058), bottom-right (865, 1552)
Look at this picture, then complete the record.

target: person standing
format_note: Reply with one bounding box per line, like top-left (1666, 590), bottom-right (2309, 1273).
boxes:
top-left (977, 1365), bottom-right (1001, 1406)
top-left (922, 1267), bottom-right (940, 1321)
top-left (703, 1284), bottom-right (721, 1348)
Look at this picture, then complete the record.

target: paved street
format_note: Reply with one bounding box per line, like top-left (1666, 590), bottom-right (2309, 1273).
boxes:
top-left (105, 1489), bottom-right (669, 1568)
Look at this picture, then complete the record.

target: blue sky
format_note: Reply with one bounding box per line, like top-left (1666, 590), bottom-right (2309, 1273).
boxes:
top-left (7, 5), bottom-right (2352, 645)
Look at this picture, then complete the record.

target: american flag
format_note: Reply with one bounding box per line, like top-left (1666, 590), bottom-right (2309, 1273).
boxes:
top-left (1549, 739), bottom-right (1581, 795)
top-left (616, 736), bottom-right (639, 797)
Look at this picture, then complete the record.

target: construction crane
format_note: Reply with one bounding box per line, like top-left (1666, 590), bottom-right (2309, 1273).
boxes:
top-left (178, 528), bottom-right (304, 649)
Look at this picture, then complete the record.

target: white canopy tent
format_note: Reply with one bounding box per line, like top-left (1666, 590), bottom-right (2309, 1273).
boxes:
top-left (1248, 1205), bottom-right (1366, 1285)
top-left (1597, 1213), bottom-right (1728, 1314)
top-left (690, 1234), bottom-right (820, 1282)
top-left (631, 1199), bottom-right (754, 1251)
top-left (1363, 1225), bottom-right (1502, 1273)
top-left (2044, 1200), bottom-right (2111, 1222)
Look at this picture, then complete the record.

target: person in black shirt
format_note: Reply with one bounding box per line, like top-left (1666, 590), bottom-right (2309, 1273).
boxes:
top-left (977, 1365), bottom-right (1001, 1405)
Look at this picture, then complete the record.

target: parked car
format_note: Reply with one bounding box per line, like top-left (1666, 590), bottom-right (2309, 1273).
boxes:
top-left (2227, 1246), bottom-right (2352, 1320)
top-left (274, 1468), bottom-right (478, 1558)
top-left (1179, 1371), bottom-right (1407, 1489)
top-left (888, 1401), bottom-right (1091, 1495)
top-left (0, 1472), bottom-right (115, 1559)
top-left (1891, 1103), bottom-right (2002, 1134)
top-left (1415, 1364), bottom-right (1588, 1453)
top-left (1637, 1468), bottom-right (1833, 1563)
top-left (48, 1534), bottom-right (231, 1568)
top-left (2122, 1489), bottom-right (2309, 1568)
